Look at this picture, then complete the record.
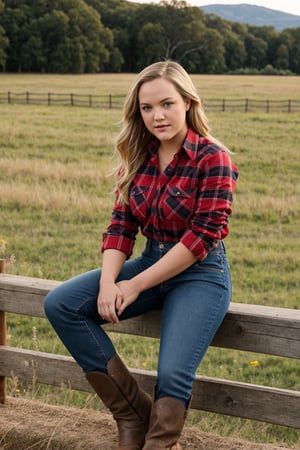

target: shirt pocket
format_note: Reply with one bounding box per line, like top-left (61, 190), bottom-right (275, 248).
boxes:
top-left (161, 186), bottom-right (197, 221)
top-left (130, 186), bottom-right (150, 221)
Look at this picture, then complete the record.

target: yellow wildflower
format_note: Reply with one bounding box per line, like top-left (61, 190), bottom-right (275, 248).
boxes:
top-left (250, 360), bottom-right (260, 367)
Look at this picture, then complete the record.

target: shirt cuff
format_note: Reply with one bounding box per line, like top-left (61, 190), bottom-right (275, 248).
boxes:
top-left (180, 230), bottom-right (210, 261)
top-left (102, 233), bottom-right (134, 258)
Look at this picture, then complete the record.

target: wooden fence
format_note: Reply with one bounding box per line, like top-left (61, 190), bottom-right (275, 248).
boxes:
top-left (0, 271), bottom-right (300, 429)
top-left (1, 91), bottom-right (300, 112)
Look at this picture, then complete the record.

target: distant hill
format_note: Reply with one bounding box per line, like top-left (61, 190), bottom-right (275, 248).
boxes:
top-left (200, 3), bottom-right (300, 31)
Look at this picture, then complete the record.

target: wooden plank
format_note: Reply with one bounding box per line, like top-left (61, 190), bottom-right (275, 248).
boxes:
top-left (0, 273), bottom-right (59, 295)
top-left (211, 316), bottom-right (300, 359)
top-left (0, 261), bottom-right (6, 404)
top-left (1, 274), bottom-right (300, 359)
top-left (1, 273), bottom-right (300, 323)
top-left (0, 273), bottom-right (58, 318)
top-left (191, 376), bottom-right (300, 429)
top-left (0, 346), bottom-right (299, 428)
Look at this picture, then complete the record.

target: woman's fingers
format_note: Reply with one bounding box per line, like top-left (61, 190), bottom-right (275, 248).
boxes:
top-left (98, 286), bottom-right (123, 324)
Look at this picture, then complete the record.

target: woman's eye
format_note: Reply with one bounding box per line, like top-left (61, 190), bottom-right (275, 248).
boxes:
top-left (141, 105), bottom-right (151, 111)
top-left (163, 102), bottom-right (173, 108)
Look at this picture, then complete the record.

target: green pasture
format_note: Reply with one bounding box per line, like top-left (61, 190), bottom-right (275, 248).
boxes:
top-left (0, 74), bottom-right (299, 447)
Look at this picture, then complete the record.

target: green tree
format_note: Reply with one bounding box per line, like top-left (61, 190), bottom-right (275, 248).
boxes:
top-left (185, 28), bottom-right (225, 73)
top-left (1, 0), bottom-right (299, 74)
top-left (85, 0), bottom-right (136, 71)
top-left (0, 2), bottom-right (29, 71)
top-left (284, 28), bottom-right (300, 73)
top-left (137, 22), bottom-right (165, 67)
top-left (1, 0), bottom-right (113, 72)
top-left (0, 0), bottom-right (9, 70)
top-left (0, 0), bottom-right (8, 70)
top-left (19, 35), bottom-right (44, 71)
top-left (52, 0), bottom-right (112, 72)
top-left (244, 33), bottom-right (268, 69)
top-left (274, 43), bottom-right (289, 70)
top-left (0, 25), bottom-right (8, 70)
top-left (205, 14), bottom-right (246, 71)
top-left (36, 10), bottom-right (70, 72)
top-left (133, 0), bottom-right (224, 73)
top-left (224, 32), bottom-right (246, 71)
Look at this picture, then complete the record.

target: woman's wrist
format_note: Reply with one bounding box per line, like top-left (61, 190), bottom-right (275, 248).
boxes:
top-left (131, 273), bottom-right (147, 293)
top-left (99, 277), bottom-right (116, 287)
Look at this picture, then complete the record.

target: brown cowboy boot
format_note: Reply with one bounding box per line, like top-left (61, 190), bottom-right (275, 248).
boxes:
top-left (142, 396), bottom-right (190, 450)
top-left (86, 353), bottom-right (152, 450)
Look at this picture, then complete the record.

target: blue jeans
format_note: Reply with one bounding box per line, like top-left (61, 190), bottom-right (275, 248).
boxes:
top-left (44, 239), bottom-right (231, 406)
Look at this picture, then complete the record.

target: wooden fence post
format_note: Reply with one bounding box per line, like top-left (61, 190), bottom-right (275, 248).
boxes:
top-left (0, 258), bottom-right (6, 404)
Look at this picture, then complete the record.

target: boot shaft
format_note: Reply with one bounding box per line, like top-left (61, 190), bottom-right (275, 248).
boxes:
top-left (86, 354), bottom-right (152, 450)
top-left (143, 396), bottom-right (189, 449)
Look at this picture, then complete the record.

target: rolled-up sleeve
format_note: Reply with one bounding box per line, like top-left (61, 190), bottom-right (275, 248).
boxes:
top-left (102, 194), bottom-right (140, 258)
top-left (180, 149), bottom-right (238, 260)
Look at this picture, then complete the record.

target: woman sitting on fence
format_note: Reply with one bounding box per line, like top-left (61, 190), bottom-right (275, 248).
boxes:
top-left (44, 60), bottom-right (238, 450)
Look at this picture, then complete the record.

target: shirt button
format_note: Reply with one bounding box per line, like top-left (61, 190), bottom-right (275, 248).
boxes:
top-left (159, 243), bottom-right (164, 250)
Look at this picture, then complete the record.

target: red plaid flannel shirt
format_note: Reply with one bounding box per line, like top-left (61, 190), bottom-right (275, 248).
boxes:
top-left (102, 128), bottom-right (238, 260)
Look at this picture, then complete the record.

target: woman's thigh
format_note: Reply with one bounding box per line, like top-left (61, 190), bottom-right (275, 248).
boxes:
top-left (44, 253), bottom-right (162, 325)
top-left (156, 245), bottom-right (231, 402)
top-left (44, 255), bottom-right (162, 372)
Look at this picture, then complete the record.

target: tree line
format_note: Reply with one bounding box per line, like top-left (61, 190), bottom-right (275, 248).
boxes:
top-left (0, 0), bottom-right (299, 74)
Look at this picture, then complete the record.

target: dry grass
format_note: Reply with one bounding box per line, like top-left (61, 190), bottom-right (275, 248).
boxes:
top-left (0, 157), bottom-right (111, 181)
top-left (1, 73), bottom-right (300, 99)
top-left (0, 397), bottom-right (295, 450)
top-left (0, 181), bottom-right (109, 216)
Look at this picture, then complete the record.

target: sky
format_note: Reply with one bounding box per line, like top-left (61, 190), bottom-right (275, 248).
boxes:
top-left (126, 0), bottom-right (300, 17)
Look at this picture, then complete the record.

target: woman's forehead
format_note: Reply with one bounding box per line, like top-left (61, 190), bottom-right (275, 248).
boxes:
top-left (138, 78), bottom-right (179, 103)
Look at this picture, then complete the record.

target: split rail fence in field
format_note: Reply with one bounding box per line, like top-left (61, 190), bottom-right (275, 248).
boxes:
top-left (1, 91), bottom-right (300, 112)
top-left (0, 270), bottom-right (300, 429)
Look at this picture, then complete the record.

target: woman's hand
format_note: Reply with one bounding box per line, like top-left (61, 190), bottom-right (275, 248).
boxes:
top-left (115, 279), bottom-right (141, 316)
top-left (97, 281), bottom-right (123, 324)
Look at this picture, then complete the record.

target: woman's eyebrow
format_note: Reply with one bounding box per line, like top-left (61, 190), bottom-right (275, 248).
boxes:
top-left (140, 96), bottom-right (174, 105)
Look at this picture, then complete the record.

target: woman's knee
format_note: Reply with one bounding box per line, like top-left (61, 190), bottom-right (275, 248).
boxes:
top-left (44, 288), bottom-right (61, 322)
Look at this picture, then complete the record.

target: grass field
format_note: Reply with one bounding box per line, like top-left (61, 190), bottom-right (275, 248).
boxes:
top-left (0, 74), bottom-right (300, 447)
top-left (1, 72), bottom-right (300, 99)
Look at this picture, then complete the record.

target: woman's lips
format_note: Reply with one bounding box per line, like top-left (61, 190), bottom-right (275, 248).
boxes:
top-left (155, 124), bottom-right (169, 130)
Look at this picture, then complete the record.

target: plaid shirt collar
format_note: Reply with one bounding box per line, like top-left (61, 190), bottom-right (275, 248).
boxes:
top-left (147, 128), bottom-right (210, 161)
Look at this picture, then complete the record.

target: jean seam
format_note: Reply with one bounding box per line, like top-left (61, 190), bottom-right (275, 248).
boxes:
top-left (190, 288), bottom-right (226, 373)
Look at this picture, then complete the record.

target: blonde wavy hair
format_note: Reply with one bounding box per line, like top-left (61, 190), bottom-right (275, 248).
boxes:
top-left (115, 60), bottom-right (227, 205)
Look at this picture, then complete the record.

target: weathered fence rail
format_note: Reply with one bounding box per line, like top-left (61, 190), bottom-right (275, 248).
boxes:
top-left (1, 91), bottom-right (300, 112)
top-left (0, 272), bottom-right (300, 429)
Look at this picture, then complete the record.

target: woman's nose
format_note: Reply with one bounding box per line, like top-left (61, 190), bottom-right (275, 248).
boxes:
top-left (153, 107), bottom-right (165, 120)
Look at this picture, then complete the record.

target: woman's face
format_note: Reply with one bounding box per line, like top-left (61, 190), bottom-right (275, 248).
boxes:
top-left (138, 77), bottom-right (190, 147)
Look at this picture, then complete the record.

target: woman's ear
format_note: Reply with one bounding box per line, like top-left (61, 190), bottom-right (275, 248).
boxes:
top-left (185, 99), bottom-right (191, 111)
